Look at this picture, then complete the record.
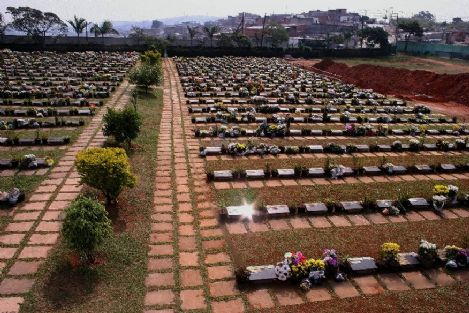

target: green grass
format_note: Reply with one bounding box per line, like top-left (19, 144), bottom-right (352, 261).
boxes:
top-left (20, 87), bottom-right (163, 313)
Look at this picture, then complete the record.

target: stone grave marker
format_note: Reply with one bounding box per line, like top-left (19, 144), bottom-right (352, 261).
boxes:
top-left (305, 203), bottom-right (328, 214)
top-left (213, 170), bottom-right (233, 180)
top-left (308, 168), bottom-right (325, 177)
top-left (340, 201), bottom-right (363, 213)
top-left (266, 205), bottom-right (290, 217)
top-left (348, 257), bottom-right (377, 274)
top-left (246, 169), bottom-right (265, 179)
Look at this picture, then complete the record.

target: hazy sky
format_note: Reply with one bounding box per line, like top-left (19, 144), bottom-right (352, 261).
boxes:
top-left (1, 0), bottom-right (467, 22)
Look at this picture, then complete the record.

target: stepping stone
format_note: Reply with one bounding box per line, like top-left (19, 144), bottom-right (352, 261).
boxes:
top-left (213, 170), bottom-right (233, 180)
top-left (205, 147), bottom-right (222, 155)
top-left (246, 170), bottom-right (265, 179)
top-left (414, 165), bottom-right (432, 173)
top-left (266, 205), bottom-right (290, 217)
top-left (408, 198), bottom-right (430, 209)
top-left (304, 203), bottom-right (328, 214)
top-left (440, 164), bottom-right (456, 172)
top-left (340, 201), bottom-right (363, 213)
top-left (246, 265), bottom-right (277, 283)
top-left (353, 276), bottom-right (384, 295)
top-left (377, 144), bottom-right (392, 151)
top-left (376, 200), bottom-right (393, 209)
top-left (398, 252), bottom-right (420, 269)
top-left (308, 168), bottom-right (325, 177)
top-left (308, 145), bottom-right (323, 153)
top-left (363, 166), bottom-right (381, 175)
top-left (277, 169), bottom-right (295, 178)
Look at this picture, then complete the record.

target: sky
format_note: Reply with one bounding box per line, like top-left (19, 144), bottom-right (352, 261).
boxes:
top-left (1, 0), bottom-right (468, 22)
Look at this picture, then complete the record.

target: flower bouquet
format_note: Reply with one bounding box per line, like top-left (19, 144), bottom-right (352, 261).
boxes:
top-left (381, 242), bottom-right (400, 267)
top-left (418, 239), bottom-right (437, 268)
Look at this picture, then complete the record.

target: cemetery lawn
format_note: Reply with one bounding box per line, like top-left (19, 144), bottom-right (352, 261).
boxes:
top-left (20, 88), bottom-right (163, 313)
top-left (215, 180), bottom-right (469, 208)
top-left (228, 217), bottom-right (469, 268)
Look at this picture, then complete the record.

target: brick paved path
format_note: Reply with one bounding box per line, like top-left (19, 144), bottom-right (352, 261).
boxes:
top-left (0, 81), bottom-right (131, 312)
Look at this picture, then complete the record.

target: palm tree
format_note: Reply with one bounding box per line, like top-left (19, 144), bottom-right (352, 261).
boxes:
top-left (0, 13), bottom-right (8, 40)
top-left (203, 25), bottom-right (219, 47)
top-left (90, 21), bottom-right (119, 43)
top-left (187, 26), bottom-right (198, 47)
top-left (68, 16), bottom-right (87, 43)
top-left (90, 24), bottom-right (101, 37)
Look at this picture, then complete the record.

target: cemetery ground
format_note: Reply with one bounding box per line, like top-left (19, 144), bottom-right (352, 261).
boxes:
top-left (18, 89), bottom-right (163, 313)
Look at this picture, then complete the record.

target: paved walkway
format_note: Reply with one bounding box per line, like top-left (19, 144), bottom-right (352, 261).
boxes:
top-left (0, 81), bottom-right (131, 312)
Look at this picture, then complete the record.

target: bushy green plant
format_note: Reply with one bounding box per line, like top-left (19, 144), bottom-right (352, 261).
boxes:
top-left (129, 64), bottom-right (162, 93)
top-left (75, 148), bottom-right (136, 204)
top-left (61, 196), bottom-right (112, 263)
top-left (103, 106), bottom-right (141, 147)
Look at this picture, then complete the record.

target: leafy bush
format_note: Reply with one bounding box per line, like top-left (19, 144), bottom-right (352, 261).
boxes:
top-left (129, 64), bottom-right (162, 93)
top-left (75, 148), bottom-right (136, 204)
top-left (103, 106), bottom-right (141, 146)
top-left (62, 196), bottom-right (112, 262)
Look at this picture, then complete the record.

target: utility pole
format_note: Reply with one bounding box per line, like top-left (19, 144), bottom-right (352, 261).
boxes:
top-left (260, 14), bottom-right (267, 48)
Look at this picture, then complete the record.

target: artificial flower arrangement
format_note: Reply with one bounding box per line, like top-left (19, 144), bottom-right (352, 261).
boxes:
top-left (418, 239), bottom-right (438, 268)
top-left (274, 249), bottom-right (346, 291)
top-left (433, 184), bottom-right (450, 212)
top-left (444, 245), bottom-right (469, 270)
top-left (381, 242), bottom-right (400, 266)
top-left (227, 143), bottom-right (247, 155)
top-left (382, 162), bottom-right (394, 174)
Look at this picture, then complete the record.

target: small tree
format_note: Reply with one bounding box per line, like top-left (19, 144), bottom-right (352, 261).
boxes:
top-left (75, 148), bottom-right (136, 205)
top-left (129, 26), bottom-right (146, 45)
top-left (187, 26), bottom-right (198, 46)
top-left (266, 24), bottom-right (289, 48)
top-left (103, 106), bottom-right (141, 147)
top-left (0, 13), bottom-right (8, 39)
top-left (129, 64), bottom-right (162, 94)
top-left (62, 196), bottom-right (112, 264)
top-left (358, 27), bottom-right (390, 49)
top-left (140, 50), bottom-right (162, 66)
top-left (399, 20), bottom-right (424, 51)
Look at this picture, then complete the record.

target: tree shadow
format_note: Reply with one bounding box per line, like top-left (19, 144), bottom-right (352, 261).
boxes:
top-left (41, 259), bottom-right (99, 310)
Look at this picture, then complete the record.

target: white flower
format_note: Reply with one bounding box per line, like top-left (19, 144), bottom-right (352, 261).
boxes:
top-left (432, 195), bottom-right (447, 202)
top-left (275, 260), bottom-right (291, 281)
top-left (448, 185), bottom-right (459, 193)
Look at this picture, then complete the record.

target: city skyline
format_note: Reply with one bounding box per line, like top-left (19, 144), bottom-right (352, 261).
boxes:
top-left (0, 0), bottom-right (468, 23)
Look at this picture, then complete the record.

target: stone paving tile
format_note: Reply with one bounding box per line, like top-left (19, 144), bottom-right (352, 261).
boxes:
top-left (179, 252), bottom-right (199, 267)
top-left (378, 273), bottom-right (410, 291)
top-left (348, 214), bottom-right (371, 226)
top-left (402, 271), bottom-right (435, 289)
top-left (144, 289), bottom-right (175, 306)
top-left (330, 281), bottom-right (360, 298)
top-left (268, 219), bottom-right (290, 230)
top-left (28, 233), bottom-right (59, 245)
top-left (246, 221), bottom-right (269, 233)
top-left (36, 221), bottom-right (61, 232)
top-left (5, 222), bottom-right (35, 233)
top-left (145, 272), bottom-right (174, 287)
top-left (366, 213), bottom-right (389, 224)
top-left (0, 247), bottom-right (17, 260)
top-left (388, 215), bottom-right (407, 223)
top-left (0, 234), bottom-right (25, 245)
top-left (148, 244), bottom-right (173, 257)
top-left (424, 269), bottom-right (455, 286)
top-left (148, 258), bottom-right (173, 272)
top-left (202, 239), bottom-right (225, 251)
top-left (405, 211), bottom-right (426, 222)
top-left (0, 278), bottom-right (34, 295)
top-left (289, 217), bottom-right (311, 229)
top-left (18, 246), bottom-right (52, 259)
top-left (9, 261), bottom-right (42, 276)
top-left (0, 297), bottom-right (24, 313)
top-left (180, 269), bottom-right (203, 287)
top-left (180, 289), bottom-right (206, 310)
top-left (247, 289), bottom-right (275, 309)
top-left (226, 223), bottom-right (248, 234)
top-left (451, 209), bottom-right (469, 218)
top-left (453, 271), bottom-right (469, 282)
top-left (305, 286), bottom-right (332, 302)
top-left (419, 211), bottom-right (441, 221)
top-left (274, 288), bottom-right (304, 306)
top-left (209, 280), bottom-right (238, 297)
top-left (211, 298), bottom-right (245, 313)
top-left (353, 276), bottom-right (384, 295)
top-left (328, 215), bottom-right (351, 227)
top-left (309, 216), bottom-right (332, 228)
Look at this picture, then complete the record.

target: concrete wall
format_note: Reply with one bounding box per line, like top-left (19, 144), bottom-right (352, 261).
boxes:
top-left (397, 41), bottom-right (469, 59)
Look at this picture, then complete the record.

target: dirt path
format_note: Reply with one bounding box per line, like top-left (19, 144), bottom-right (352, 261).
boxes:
top-left (412, 56), bottom-right (469, 73)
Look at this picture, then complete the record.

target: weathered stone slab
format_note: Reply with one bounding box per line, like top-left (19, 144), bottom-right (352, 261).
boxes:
top-left (213, 170), bottom-right (233, 180)
top-left (305, 203), bottom-right (328, 214)
top-left (341, 201), bottom-right (363, 213)
top-left (246, 170), bottom-right (265, 179)
top-left (348, 257), bottom-right (377, 274)
top-left (308, 168), bottom-right (325, 177)
top-left (266, 205), bottom-right (290, 216)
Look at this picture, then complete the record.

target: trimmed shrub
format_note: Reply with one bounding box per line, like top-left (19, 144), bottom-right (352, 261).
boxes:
top-left (75, 147), bottom-right (136, 204)
top-left (103, 106), bottom-right (141, 146)
top-left (61, 196), bottom-right (112, 263)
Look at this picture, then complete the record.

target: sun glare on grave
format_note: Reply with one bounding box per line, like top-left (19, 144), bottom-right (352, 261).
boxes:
top-left (239, 200), bottom-right (254, 220)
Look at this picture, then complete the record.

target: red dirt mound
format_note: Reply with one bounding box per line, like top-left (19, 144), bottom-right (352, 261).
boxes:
top-left (312, 60), bottom-right (469, 105)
